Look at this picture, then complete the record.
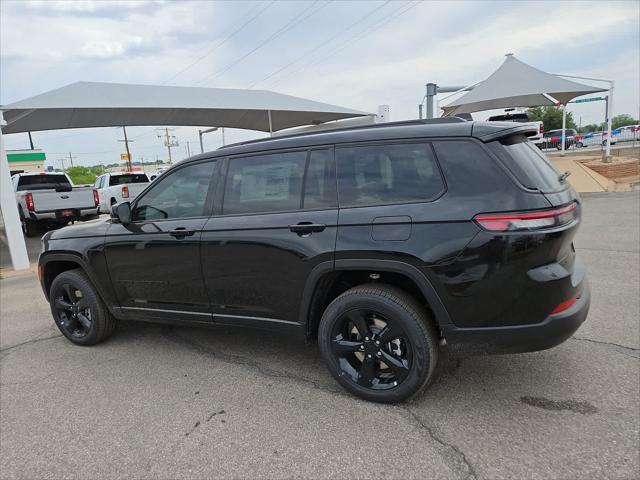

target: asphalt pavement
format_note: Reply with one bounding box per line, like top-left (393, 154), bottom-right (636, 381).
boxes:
top-left (1, 192), bottom-right (638, 479)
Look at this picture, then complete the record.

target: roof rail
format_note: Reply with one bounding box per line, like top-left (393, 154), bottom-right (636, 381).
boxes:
top-left (219, 117), bottom-right (468, 149)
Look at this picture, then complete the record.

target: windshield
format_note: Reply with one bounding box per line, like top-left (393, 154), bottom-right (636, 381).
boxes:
top-left (16, 174), bottom-right (71, 191)
top-left (109, 174), bottom-right (149, 186)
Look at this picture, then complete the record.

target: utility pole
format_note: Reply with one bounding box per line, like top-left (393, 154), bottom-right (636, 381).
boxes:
top-left (68, 152), bottom-right (77, 167)
top-left (157, 128), bottom-right (178, 164)
top-left (28, 132), bottom-right (34, 150)
top-left (117, 126), bottom-right (134, 171)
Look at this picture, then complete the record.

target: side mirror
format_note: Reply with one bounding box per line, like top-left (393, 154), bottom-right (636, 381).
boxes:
top-left (111, 201), bottom-right (132, 224)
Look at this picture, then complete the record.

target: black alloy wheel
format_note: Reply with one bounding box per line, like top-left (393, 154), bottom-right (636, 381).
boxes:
top-left (330, 308), bottom-right (412, 390)
top-left (52, 282), bottom-right (93, 338)
top-left (318, 284), bottom-right (438, 403)
top-left (49, 269), bottom-right (117, 345)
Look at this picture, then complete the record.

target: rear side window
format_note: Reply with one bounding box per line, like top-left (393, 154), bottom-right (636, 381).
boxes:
top-left (16, 174), bottom-right (70, 191)
top-left (303, 149), bottom-right (337, 209)
top-left (336, 142), bottom-right (444, 207)
top-left (495, 136), bottom-right (563, 192)
top-left (223, 151), bottom-right (307, 215)
top-left (109, 174), bottom-right (148, 186)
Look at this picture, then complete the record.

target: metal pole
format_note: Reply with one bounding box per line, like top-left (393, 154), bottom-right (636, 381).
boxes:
top-left (418, 104), bottom-right (423, 119)
top-left (165, 128), bottom-right (172, 164)
top-left (221, 127), bottom-right (225, 146)
top-left (268, 110), bottom-right (273, 136)
top-left (0, 111), bottom-right (30, 270)
top-left (561, 105), bottom-right (567, 156)
top-left (199, 130), bottom-right (204, 153)
top-left (186, 141), bottom-right (191, 158)
top-left (426, 83), bottom-right (437, 119)
top-left (123, 126), bottom-right (133, 171)
top-left (28, 132), bottom-right (34, 150)
top-left (605, 81), bottom-right (614, 161)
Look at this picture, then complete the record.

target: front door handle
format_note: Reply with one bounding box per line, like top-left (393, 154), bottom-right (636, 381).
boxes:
top-left (289, 222), bottom-right (326, 236)
top-left (169, 227), bottom-right (195, 238)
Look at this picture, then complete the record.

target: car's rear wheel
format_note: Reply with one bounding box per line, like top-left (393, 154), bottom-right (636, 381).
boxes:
top-left (49, 269), bottom-right (117, 345)
top-left (318, 284), bottom-right (438, 403)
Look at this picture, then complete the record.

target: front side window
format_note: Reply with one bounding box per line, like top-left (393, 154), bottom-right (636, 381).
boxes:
top-left (132, 161), bottom-right (214, 220)
top-left (223, 151), bottom-right (307, 215)
top-left (336, 142), bottom-right (444, 207)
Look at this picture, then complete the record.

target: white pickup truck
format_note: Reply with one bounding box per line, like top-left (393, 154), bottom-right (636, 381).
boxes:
top-left (94, 172), bottom-right (150, 213)
top-left (13, 172), bottom-right (99, 237)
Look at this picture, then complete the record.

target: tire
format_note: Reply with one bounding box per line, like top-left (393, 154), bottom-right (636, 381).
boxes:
top-left (318, 284), bottom-right (438, 403)
top-left (20, 210), bottom-right (38, 237)
top-left (575, 142), bottom-right (583, 148)
top-left (49, 269), bottom-right (117, 346)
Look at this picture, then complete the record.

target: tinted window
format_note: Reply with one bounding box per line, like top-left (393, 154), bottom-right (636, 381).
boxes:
top-left (497, 136), bottom-right (563, 192)
top-left (133, 162), bottom-right (214, 220)
top-left (303, 149), bottom-right (337, 209)
top-left (109, 174), bottom-right (149, 186)
top-left (223, 151), bottom-right (306, 215)
top-left (336, 143), bottom-right (444, 207)
top-left (17, 174), bottom-right (70, 191)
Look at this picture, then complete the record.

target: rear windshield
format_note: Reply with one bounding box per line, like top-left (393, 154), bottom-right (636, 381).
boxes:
top-left (109, 174), bottom-right (149, 186)
top-left (16, 174), bottom-right (70, 191)
top-left (492, 136), bottom-right (564, 192)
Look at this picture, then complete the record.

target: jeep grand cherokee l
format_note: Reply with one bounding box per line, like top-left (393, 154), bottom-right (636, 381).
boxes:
top-left (39, 118), bottom-right (590, 403)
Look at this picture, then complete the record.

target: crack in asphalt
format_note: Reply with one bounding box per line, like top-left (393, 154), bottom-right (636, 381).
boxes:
top-left (0, 333), bottom-right (62, 359)
top-left (405, 406), bottom-right (478, 480)
top-left (571, 336), bottom-right (640, 359)
top-left (159, 326), bottom-right (346, 396)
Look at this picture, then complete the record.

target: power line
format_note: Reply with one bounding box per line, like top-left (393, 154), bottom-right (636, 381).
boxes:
top-left (268, 0), bottom-right (419, 89)
top-left (163, 0), bottom-right (276, 85)
top-left (246, 0), bottom-right (391, 89)
top-left (198, 0), bottom-right (329, 86)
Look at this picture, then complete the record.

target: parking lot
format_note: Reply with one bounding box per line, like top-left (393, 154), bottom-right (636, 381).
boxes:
top-left (1, 191), bottom-right (638, 479)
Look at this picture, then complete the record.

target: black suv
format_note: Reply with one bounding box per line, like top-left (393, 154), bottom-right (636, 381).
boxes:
top-left (39, 119), bottom-right (590, 403)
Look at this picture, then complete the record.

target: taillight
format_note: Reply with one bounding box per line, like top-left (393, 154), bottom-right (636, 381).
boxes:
top-left (550, 296), bottom-right (577, 315)
top-left (92, 188), bottom-right (99, 206)
top-left (38, 264), bottom-right (43, 282)
top-left (474, 202), bottom-right (578, 232)
top-left (25, 192), bottom-right (35, 211)
top-left (122, 185), bottom-right (129, 198)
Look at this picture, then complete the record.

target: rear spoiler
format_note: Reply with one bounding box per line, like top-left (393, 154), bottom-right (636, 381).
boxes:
top-left (472, 123), bottom-right (539, 142)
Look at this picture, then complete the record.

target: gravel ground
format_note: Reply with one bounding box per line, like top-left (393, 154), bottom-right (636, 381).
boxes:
top-left (1, 191), bottom-right (638, 480)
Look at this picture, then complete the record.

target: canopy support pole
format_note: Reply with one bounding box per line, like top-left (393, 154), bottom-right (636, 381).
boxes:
top-left (0, 111), bottom-right (30, 270)
top-left (605, 81), bottom-right (614, 162)
top-left (268, 110), bottom-right (273, 136)
top-left (561, 105), bottom-right (567, 156)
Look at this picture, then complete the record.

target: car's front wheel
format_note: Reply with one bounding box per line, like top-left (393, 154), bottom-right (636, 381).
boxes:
top-left (318, 284), bottom-right (438, 403)
top-left (49, 269), bottom-right (117, 345)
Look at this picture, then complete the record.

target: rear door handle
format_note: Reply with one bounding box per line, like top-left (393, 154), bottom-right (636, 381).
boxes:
top-left (169, 227), bottom-right (195, 238)
top-left (289, 222), bottom-right (326, 235)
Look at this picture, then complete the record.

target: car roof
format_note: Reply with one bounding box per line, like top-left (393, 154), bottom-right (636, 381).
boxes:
top-left (186, 118), bottom-right (536, 162)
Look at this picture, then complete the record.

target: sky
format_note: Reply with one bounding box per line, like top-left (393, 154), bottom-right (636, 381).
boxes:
top-left (1, 0), bottom-right (639, 168)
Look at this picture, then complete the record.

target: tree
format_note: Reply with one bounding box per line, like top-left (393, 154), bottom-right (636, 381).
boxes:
top-left (65, 165), bottom-right (107, 185)
top-left (611, 114), bottom-right (638, 130)
top-left (527, 106), bottom-right (577, 131)
top-left (578, 123), bottom-right (600, 133)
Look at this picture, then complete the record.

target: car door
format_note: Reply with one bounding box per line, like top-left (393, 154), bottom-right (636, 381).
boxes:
top-left (104, 159), bottom-right (218, 322)
top-left (201, 148), bottom-right (338, 328)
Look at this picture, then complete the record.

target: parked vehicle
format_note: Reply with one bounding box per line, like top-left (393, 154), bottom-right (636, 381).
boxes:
top-left (39, 119), bottom-right (589, 403)
top-left (12, 172), bottom-right (99, 237)
top-left (94, 172), bottom-right (150, 212)
top-left (487, 110), bottom-right (543, 136)
top-left (574, 131), bottom-right (618, 148)
top-left (532, 129), bottom-right (577, 150)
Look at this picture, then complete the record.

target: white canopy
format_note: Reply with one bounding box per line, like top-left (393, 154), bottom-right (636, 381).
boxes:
top-left (0, 81), bottom-right (371, 134)
top-left (442, 54), bottom-right (606, 115)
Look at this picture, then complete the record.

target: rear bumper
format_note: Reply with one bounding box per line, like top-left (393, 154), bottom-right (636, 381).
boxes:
top-left (442, 280), bottom-right (590, 355)
top-left (30, 207), bottom-right (99, 221)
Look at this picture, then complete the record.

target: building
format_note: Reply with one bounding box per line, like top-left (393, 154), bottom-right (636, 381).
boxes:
top-left (7, 149), bottom-right (46, 176)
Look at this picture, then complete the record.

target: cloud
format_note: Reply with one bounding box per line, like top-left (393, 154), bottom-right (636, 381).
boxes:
top-left (1, 0), bottom-right (638, 166)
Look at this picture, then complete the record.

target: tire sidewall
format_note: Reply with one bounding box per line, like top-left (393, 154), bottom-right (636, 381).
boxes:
top-left (49, 270), bottom-right (105, 345)
top-left (318, 290), bottom-right (432, 403)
